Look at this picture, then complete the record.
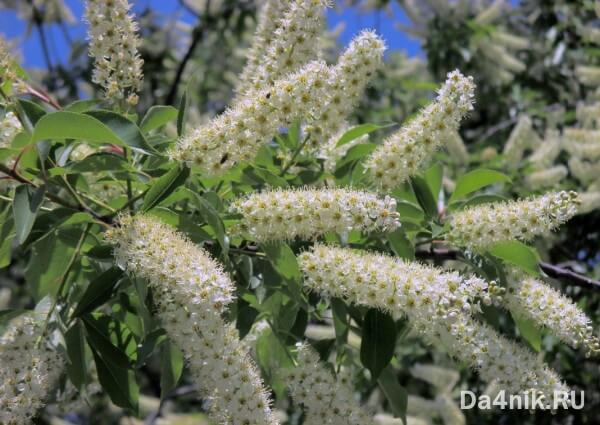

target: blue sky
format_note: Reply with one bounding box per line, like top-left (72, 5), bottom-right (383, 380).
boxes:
top-left (0, 1), bottom-right (421, 69)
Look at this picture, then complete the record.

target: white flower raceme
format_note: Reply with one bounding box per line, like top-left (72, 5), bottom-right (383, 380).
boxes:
top-left (0, 315), bottom-right (64, 425)
top-left (170, 61), bottom-right (331, 175)
top-left (229, 188), bottom-right (400, 242)
top-left (365, 70), bottom-right (475, 190)
top-left (578, 191), bottom-right (600, 214)
top-left (0, 111), bottom-right (22, 148)
top-left (568, 157), bottom-right (600, 185)
top-left (298, 245), bottom-right (566, 400)
top-left (576, 102), bottom-right (600, 128)
top-left (502, 115), bottom-right (541, 163)
top-left (107, 215), bottom-right (278, 425)
top-left (85, 0), bottom-right (143, 105)
top-left (247, 0), bottom-right (327, 93)
top-left (562, 130), bottom-right (600, 160)
top-left (0, 36), bottom-right (17, 84)
top-left (525, 165), bottom-right (568, 190)
top-left (576, 65), bottom-right (600, 86)
top-left (305, 30), bottom-right (386, 150)
top-left (504, 273), bottom-right (600, 356)
top-left (444, 130), bottom-right (470, 164)
top-left (527, 130), bottom-right (561, 169)
top-left (235, 0), bottom-right (287, 96)
top-left (478, 41), bottom-right (526, 74)
top-left (490, 31), bottom-right (530, 50)
top-left (282, 343), bottom-right (374, 425)
top-left (447, 191), bottom-right (579, 251)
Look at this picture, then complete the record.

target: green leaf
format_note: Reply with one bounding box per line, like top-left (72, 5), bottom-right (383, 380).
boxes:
top-left (190, 191), bottom-right (229, 254)
top-left (141, 165), bottom-right (190, 212)
top-left (65, 320), bottom-right (88, 390)
top-left (0, 205), bottom-right (15, 268)
top-left (387, 230), bottom-right (414, 259)
top-left (83, 314), bottom-right (133, 369)
top-left (335, 143), bottom-right (377, 170)
top-left (25, 231), bottom-right (74, 300)
top-left (336, 123), bottom-right (395, 147)
top-left (177, 91), bottom-right (188, 137)
top-left (64, 99), bottom-right (100, 112)
top-left (488, 241), bottom-right (540, 276)
top-left (32, 112), bottom-right (122, 145)
top-left (160, 341), bottom-right (184, 398)
top-left (448, 169), bottom-right (510, 204)
top-left (92, 348), bottom-right (139, 412)
top-left (360, 309), bottom-right (396, 381)
top-left (410, 176), bottom-right (438, 218)
top-left (73, 267), bottom-right (123, 317)
top-left (511, 312), bottom-right (542, 352)
top-left (85, 110), bottom-right (157, 155)
top-left (140, 105), bottom-right (178, 133)
top-left (262, 242), bottom-right (303, 304)
top-left (13, 185), bottom-right (45, 245)
top-left (378, 365), bottom-right (407, 425)
top-left (424, 162), bottom-right (443, 204)
top-left (18, 99), bottom-right (46, 125)
top-left (68, 152), bottom-right (129, 173)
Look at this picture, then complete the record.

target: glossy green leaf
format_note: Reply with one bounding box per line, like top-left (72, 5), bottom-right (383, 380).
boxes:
top-left (0, 205), bottom-right (15, 267)
top-left (92, 348), bottom-right (139, 412)
top-left (141, 165), bottom-right (190, 212)
top-left (336, 122), bottom-right (395, 147)
top-left (83, 314), bottom-right (133, 369)
top-left (177, 91), bottom-right (188, 137)
top-left (262, 242), bottom-right (303, 303)
top-left (512, 312), bottom-right (542, 352)
top-left (387, 230), bottom-right (415, 259)
top-left (424, 162), bottom-right (443, 203)
top-left (32, 111), bottom-right (122, 145)
top-left (65, 320), bottom-right (88, 390)
top-left (73, 267), bottom-right (123, 317)
top-left (18, 99), bottom-right (46, 125)
top-left (488, 240), bottom-right (540, 276)
top-left (448, 169), bottom-right (510, 204)
top-left (13, 184), bottom-right (45, 244)
top-left (68, 152), bottom-right (129, 173)
top-left (360, 309), bottom-right (396, 380)
top-left (190, 191), bottom-right (229, 254)
top-left (160, 341), bottom-right (184, 398)
top-left (378, 365), bottom-right (407, 425)
top-left (140, 105), bottom-right (178, 133)
top-left (410, 176), bottom-right (438, 218)
top-left (85, 110), bottom-right (157, 155)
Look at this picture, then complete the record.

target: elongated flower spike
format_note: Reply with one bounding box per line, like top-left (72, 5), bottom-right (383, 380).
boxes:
top-left (0, 315), bottom-right (64, 424)
top-left (304, 30), bottom-right (386, 150)
top-left (504, 272), bottom-right (600, 356)
top-left (107, 215), bottom-right (278, 425)
top-left (298, 245), bottom-right (568, 401)
top-left (283, 343), bottom-right (374, 425)
top-left (235, 0), bottom-right (288, 96)
top-left (85, 0), bottom-right (144, 105)
top-left (229, 188), bottom-right (400, 242)
top-left (238, 0), bottom-right (327, 96)
top-left (502, 115), bottom-right (541, 164)
top-left (525, 165), bottom-right (568, 190)
top-left (365, 70), bottom-right (475, 190)
top-left (447, 191), bottom-right (579, 251)
top-left (171, 61), bottom-right (331, 176)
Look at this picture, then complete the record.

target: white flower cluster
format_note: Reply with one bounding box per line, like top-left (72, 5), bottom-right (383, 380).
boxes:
top-left (525, 165), bottom-right (568, 190)
top-left (527, 129), bottom-right (561, 169)
top-left (562, 128), bottom-right (600, 160)
top-left (578, 191), bottom-right (600, 215)
top-left (0, 111), bottom-right (22, 148)
top-left (0, 315), bottom-right (64, 424)
top-left (576, 65), bottom-right (600, 86)
top-left (298, 245), bottom-right (566, 400)
top-left (170, 61), bottom-right (331, 175)
top-left (282, 343), bottom-right (374, 425)
top-left (235, 0), bottom-right (287, 96)
top-left (239, 0), bottom-right (327, 95)
top-left (0, 36), bottom-right (17, 84)
top-left (447, 191), bottom-right (579, 251)
top-left (229, 188), bottom-right (400, 242)
top-left (107, 215), bottom-right (278, 425)
top-left (365, 70), bottom-right (475, 190)
top-left (504, 273), bottom-right (600, 356)
top-left (576, 102), bottom-right (600, 128)
top-left (304, 30), bottom-right (386, 150)
top-left (85, 0), bottom-right (143, 105)
top-left (502, 115), bottom-right (541, 164)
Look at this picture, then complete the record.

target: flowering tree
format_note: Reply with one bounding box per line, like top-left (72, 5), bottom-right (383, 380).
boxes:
top-left (0, 1), bottom-right (599, 424)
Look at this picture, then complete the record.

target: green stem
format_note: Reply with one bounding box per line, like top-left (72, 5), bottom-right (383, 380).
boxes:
top-left (279, 135), bottom-right (311, 176)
